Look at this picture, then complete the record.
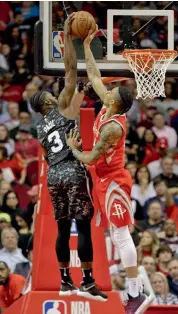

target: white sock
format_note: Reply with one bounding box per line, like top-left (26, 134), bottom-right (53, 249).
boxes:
top-left (128, 277), bottom-right (139, 298)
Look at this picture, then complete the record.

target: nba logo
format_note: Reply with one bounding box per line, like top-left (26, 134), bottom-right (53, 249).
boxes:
top-left (52, 31), bottom-right (64, 59)
top-left (43, 300), bottom-right (67, 314)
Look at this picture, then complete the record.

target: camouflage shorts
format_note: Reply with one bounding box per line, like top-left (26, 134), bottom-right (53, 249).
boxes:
top-left (47, 159), bottom-right (94, 221)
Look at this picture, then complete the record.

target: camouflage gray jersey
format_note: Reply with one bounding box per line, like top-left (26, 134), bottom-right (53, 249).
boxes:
top-left (37, 107), bottom-right (76, 166)
top-left (37, 107), bottom-right (93, 221)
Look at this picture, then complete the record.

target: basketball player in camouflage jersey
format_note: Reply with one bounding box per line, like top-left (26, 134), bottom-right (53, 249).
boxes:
top-left (30, 14), bottom-right (107, 302)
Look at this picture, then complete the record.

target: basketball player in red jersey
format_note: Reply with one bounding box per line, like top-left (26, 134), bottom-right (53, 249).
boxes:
top-left (66, 26), bottom-right (153, 313)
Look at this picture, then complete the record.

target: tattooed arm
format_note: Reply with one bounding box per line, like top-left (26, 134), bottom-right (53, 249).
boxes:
top-left (66, 122), bottom-right (123, 165)
top-left (84, 26), bottom-right (107, 103)
top-left (58, 14), bottom-right (77, 109)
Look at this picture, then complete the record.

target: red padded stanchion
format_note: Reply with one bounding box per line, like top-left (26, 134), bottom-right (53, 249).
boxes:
top-left (80, 108), bottom-right (95, 151)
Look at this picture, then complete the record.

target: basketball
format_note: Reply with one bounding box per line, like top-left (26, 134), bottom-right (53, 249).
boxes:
top-left (70, 11), bottom-right (96, 39)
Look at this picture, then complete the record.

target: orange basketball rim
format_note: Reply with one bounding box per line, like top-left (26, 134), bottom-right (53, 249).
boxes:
top-left (122, 49), bottom-right (178, 99)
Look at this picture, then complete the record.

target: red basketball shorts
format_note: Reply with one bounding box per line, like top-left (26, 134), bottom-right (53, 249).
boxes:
top-left (93, 169), bottom-right (134, 228)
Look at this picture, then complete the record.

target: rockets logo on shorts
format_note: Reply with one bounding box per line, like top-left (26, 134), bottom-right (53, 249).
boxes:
top-left (109, 199), bottom-right (132, 227)
top-left (43, 300), bottom-right (67, 314)
top-left (112, 203), bottom-right (126, 220)
top-left (104, 181), bottom-right (134, 228)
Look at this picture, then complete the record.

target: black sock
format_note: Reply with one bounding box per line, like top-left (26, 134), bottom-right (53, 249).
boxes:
top-left (82, 268), bottom-right (94, 284)
top-left (60, 268), bottom-right (71, 282)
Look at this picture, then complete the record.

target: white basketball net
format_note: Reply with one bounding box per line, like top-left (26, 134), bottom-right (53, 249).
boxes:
top-left (123, 50), bottom-right (178, 99)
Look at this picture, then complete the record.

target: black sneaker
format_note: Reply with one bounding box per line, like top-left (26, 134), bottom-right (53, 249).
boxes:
top-left (124, 293), bottom-right (154, 314)
top-left (77, 281), bottom-right (108, 302)
top-left (59, 280), bottom-right (78, 296)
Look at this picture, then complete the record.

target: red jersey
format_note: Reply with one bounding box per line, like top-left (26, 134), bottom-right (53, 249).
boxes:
top-left (93, 108), bottom-right (126, 177)
top-left (91, 109), bottom-right (133, 228)
top-left (0, 156), bottom-right (24, 180)
top-left (2, 85), bottom-right (24, 103)
top-left (15, 138), bottom-right (39, 159)
top-left (0, 274), bottom-right (25, 309)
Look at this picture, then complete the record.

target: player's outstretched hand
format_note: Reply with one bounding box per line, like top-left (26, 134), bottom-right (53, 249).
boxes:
top-left (64, 13), bottom-right (76, 36)
top-left (84, 24), bottom-right (98, 46)
top-left (65, 129), bottom-right (82, 150)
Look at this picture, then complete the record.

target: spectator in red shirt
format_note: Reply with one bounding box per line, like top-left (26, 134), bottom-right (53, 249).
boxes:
top-left (143, 136), bottom-right (168, 165)
top-left (137, 103), bottom-right (157, 132)
top-left (0, 261), bottom-right (25, 311)
top-left (157, 246), bottom-right (173, 276)
top-left (156, 137), bottom-right (169, 154)
top-left (0, 147), bottom-right (26, 185)
top-left (15, 125), bottom-right (38, 166)
top-left (2, 73), bottom-right (24, 103)
top-left (0, 2), bottom-right (14, 30)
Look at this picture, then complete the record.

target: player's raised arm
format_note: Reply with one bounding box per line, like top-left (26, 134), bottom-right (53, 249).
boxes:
top-left (83, 26), bottom-right (107, 103)
top-left (66, 122), bottom-right (122, 165)
top-left (58, 14), bottom-right (77, 109)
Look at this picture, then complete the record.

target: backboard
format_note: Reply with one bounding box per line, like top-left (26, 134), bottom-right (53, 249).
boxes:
top-left (34, 1), bottom-right (178, 77)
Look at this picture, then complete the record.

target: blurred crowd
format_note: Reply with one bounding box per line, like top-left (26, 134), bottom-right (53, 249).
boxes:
top-left (0, 0), bottom-right (178, 310)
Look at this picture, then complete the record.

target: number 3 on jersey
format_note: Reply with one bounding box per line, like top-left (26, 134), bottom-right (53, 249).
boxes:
top-left (48, 130), bottom-right (63, 153)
